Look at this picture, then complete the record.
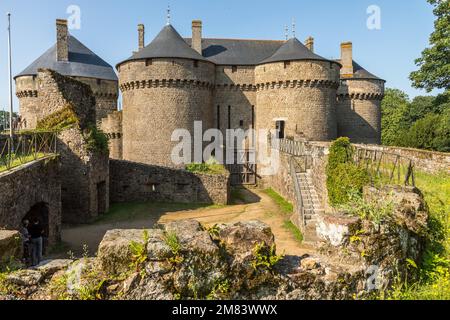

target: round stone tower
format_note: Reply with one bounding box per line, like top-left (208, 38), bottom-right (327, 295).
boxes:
top-left (336, 42), bottom-right (385, 144)
top-left (117, 24), bottom-right (215, 167)
top-left (255, 38), bottom-right (341, 141)
top-left (100, 111), bottom-right (123, 160)
top-left (15, 19), bottom-right (118, 129)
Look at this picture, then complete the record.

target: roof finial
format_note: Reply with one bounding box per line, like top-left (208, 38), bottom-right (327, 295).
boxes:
top-left (292, 18), bottom-right (296, 39)
top-left (285, 25), bottom-right (289, 41)
top-left (166, 4), bottom-right (171, 25)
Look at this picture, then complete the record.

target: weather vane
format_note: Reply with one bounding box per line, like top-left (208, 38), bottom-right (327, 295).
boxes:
top-left (166, 4), bottom-right (171, 25)
top-left (292, 18), bottom-right (296, 38)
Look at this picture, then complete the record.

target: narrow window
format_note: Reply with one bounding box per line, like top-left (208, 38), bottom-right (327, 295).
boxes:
top-left (232, 66), bottom-right (237, 73)
top-left (276, 121), bottom-right (285, 139)
top-left (251, 106), bottom-right (255, 128)
top-left (217, 105), bottom-right (221, 129)
top-left (239, 120), bottom-right (244, 127)
top-left (146, 59), bottom-right (153, 66)
top-left (96, 79), bottom-right (102, 85)
top-left (228, 106), bottom-right (231, 129)
top-left (284, 61), bottom-right (290, 69)
top-left (193, 60), bottom-right (199, 68)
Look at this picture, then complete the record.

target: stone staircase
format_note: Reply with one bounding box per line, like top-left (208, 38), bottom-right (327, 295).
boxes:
top-left (296, 170), bottom-right (324, 243)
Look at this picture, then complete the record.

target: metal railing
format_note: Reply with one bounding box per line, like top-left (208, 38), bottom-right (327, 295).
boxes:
top-left (0, 131), bottom-right (58, 172)
top-left (354, 147), bottom-right (416, 187)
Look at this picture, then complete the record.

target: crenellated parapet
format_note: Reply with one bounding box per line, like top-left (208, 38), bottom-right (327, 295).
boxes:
top-left (119, 79), bottom-right (214, 92)
top-left (16, 90), bottom-right (38, 98)
top-left (256, 79), bottom-right (339, 91)
top-left (215, 83), bottom-right (256, 91)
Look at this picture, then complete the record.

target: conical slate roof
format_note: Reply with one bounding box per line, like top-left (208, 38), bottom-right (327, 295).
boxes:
top-left (118, 24), bottom-right (208, 66)
top-left (260, 37), bottom-right (333, 64)
top-left (15, 35), bottom-right (118, 81)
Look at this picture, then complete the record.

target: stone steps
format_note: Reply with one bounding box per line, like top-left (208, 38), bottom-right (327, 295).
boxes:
top-left (294, 169), bottom-right (324, 242)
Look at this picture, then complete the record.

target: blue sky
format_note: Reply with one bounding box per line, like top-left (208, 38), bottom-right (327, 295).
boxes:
top-left (0, 0), bottom-right (440, 112)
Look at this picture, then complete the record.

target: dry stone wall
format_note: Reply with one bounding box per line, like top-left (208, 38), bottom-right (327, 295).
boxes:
top-left (0, 157), bottom-right (61, 245)
top-left (110, 160), bottom-right (229, 205)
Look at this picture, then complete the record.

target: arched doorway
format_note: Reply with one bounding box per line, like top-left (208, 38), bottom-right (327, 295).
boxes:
top-left (23, 202), bottom-right (50, 253)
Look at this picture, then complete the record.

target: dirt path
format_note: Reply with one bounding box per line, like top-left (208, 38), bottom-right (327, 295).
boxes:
top-left (58, 188), bottom-right (315, 258)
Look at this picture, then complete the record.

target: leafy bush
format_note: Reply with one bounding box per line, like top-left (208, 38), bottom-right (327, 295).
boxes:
top-left (326, 138), bottom-right (370, 207)
top-left (36, 105), bottom-right (79, 131)
top-left (185, 163), bottom-right (227, 175)
top-left (129, 230), bottom-right (149, 276)
top-left (251, 243), bottom-right (283, 272)
top-left (84, 126), bottom-right (109, 154)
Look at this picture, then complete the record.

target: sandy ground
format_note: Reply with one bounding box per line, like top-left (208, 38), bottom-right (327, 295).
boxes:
top-left (57, 188), bottom-right (315, 258)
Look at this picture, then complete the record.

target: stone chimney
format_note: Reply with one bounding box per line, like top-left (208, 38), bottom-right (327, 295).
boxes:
top-left (192, 20), bottom-right (202, 54)
top-left (305, 36), bottom-right (314, 52)
top-left (138, 24), bottom-right (145, 50)
top-left (340, 42), bottom-right (354, 78)
top-left (56, 19), bottom-right (69, 62)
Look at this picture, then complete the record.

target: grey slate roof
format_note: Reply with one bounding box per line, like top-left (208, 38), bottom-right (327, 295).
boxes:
top-left (260, 38), bottom-right (334, 64)
top-left (118, 24), bottom-right (208, 65)
top-left (15, 35), bottom-right (118, 81)
top-left (335, 59), bottom-right (384, 81)
top-left (185, 38), bottom-right (284, 65)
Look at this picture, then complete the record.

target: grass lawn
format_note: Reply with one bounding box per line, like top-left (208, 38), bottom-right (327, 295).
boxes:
top-left (0, 153), bottom-right (47, 173)
top-left (382, 169), bottom-right (450, 300)
top-left (263, 188), bottom-right (303, 244)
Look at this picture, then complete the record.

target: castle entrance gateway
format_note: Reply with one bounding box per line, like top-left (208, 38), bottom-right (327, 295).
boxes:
top-left (227, 149), bottom-right (257, 186)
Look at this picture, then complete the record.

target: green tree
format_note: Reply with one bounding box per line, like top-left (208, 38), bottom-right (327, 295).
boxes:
top-left (381, 88), bottom-right (410, 145)
top-left (406, 95), bottom-right (437, 124)
top-left (410, 0), bottom-right (450, 92)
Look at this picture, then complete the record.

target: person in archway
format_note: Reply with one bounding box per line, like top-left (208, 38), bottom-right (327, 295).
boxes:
top-left (20, 219), bottom-right (31, 266)
top-left (28, 218), bottom-right (44, 266)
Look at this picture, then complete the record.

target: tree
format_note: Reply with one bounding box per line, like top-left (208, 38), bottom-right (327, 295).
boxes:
top-left (410, 0), bottom-right (450, 92)
top-left (381, 88), bottom-right (410, 146)
top-left (406, 95), bottom-right (437, 124)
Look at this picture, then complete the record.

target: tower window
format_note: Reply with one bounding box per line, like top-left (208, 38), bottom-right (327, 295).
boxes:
top-left (228, 106), bottom-right (231, 129)
top-left (146, 59), bottom-right (153, 66)
top-left (96, 79), bottom-right (102, 85)
top-left (232, 66), bottom-right (237, 73)
top-left (284, 61), bottom-right (290, 69)
top-left (239, 120), bottom-right (244, 127)
top-left (275, 121), bottom-right (285, 139)
top-left (193, 60), bottom-right (199, 68)
top-left (217, 105), bottom-right (221, 129)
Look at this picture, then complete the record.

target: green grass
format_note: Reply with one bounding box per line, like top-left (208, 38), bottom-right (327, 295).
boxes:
top-left (96, 201), bottom-right (225, 224)
top-left (263, 188), bottom-right (294, 214)
top-left (185, 163), bottom-right (228, 175)
top-left (283, 221), bottom-right (304, 244)
top-left (0, 153), bottom-right (47, 173)
top-left (380, 169), bottom-right (450, 300)
top-left (263, 189), bottom-right (303, 244)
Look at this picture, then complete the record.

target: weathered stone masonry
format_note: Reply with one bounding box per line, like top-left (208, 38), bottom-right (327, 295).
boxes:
top-left (0, 157), bottom-right (61, 245)
top-left (110, 160), bottom-right (230, 205)
top-left (37, 69), bottom-right (110, 224)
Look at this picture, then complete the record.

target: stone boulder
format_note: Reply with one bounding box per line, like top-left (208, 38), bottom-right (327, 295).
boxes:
top-left (316, 214), bottom-right (361, 247)
top-left (217, 220), bottom-right (275, 255)
top-left (0, 231), bottom-right (22, 266)
top-left (364, 185), bottom-right (429, 235)
top-left (98, 229), bottom-right (153, 275)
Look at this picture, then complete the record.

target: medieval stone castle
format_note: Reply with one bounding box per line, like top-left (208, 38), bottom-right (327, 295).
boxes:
top-left (15, 19), bottom-right (385, 167)
top-left (6, 18), bottom-right (385, 231)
